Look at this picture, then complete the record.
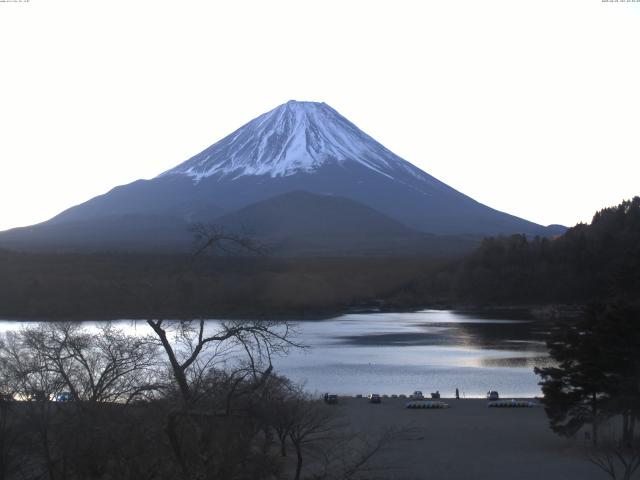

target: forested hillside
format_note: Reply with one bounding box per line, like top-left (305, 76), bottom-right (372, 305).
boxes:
top-left (1, 198), bottom-right (637, 319)
top-left (396, 197), bottom-right (640, 307)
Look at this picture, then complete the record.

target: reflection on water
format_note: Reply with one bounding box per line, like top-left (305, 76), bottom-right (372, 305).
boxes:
top-left (0, 309), bottom-right (552, 398)
top-left (474, 356), bottom-right (553, 368)
top-left (272, 309), bottom-right (551, 397)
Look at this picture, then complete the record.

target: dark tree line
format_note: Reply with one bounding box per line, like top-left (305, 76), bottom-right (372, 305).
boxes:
top-left (453, 197), bottom-right (640, 304)
top-left (390, 197), bottom-right (640, 307)
top-left (0, 250), bottom-right (442, 319)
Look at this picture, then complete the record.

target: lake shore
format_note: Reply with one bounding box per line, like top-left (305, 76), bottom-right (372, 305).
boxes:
top-left (0, 298), bottom-right (584, 322)
top-left (334, 397), bottom-right (599, 480)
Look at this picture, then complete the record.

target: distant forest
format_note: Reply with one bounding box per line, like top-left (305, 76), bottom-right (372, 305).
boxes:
top-left (0, 197), bottom-right (638, 319)
top-left (0, 253), bottom-right (444, 319)
top-left (395, 196), bottom-right (640, 308)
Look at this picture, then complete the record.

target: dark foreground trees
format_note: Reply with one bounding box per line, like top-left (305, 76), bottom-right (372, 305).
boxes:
top-left (0, 321), bottom-right (397, 480)
top-left (535, 302), bottom-right (640, 478)
top-left (587, 438), bottom-right (640, 480)
top-left (535, 302), bottom-right (640, 446)
top-left (534, 305), bottom-right (611, 445)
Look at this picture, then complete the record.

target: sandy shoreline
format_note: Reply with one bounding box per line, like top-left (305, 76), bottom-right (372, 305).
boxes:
top-left (333, 397), bottom-right (600, 480)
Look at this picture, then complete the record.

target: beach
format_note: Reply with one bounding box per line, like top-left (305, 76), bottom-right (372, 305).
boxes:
top-left (334, 397), bottom-right (601, 480)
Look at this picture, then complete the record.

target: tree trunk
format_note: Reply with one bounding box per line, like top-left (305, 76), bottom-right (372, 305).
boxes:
top-left (38, 403), bottom-right (57, 480)
top-left (147, 320), bottom-right (191, 404)
top-left (261, 427), bottom-right (273, 455)
top-left (166, 411), bottom-right (190, 480)
top-left (592, 393), bottom-right (598, 447)
top-left (42, 429), bottom-right (56, 480)
top-left (0, 405), bottom-right (7, 480)
top-left (294, 443), bottom-right (303, 480)
top-left (623, 411), bottom-right (630, 447)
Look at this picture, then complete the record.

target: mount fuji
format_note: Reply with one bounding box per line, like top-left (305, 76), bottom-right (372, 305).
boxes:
top-left (0, 100), bottom-right (563, 254)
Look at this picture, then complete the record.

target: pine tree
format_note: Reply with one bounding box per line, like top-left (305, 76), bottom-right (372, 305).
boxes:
top-left (535, 302), bottom-right (640, 446)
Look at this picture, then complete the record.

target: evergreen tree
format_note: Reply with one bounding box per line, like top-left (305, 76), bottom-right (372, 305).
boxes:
top-left (590, 303), bottom-right (640, 446)
top-left (535, 302), bottom-right (640, 446)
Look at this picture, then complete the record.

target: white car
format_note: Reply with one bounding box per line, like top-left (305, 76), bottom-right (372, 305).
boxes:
top-left (411, 390), bottom-right (424, 400)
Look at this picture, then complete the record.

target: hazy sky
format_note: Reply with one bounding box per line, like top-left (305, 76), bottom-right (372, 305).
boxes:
top-left (1, 0), bottom-right (638, 231)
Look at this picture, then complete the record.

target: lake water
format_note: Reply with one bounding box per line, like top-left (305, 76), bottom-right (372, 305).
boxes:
top-left (0, 310), bottom-right (552, 398)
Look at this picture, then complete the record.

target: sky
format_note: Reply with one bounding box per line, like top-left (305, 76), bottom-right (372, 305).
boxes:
top-left (0, 0), bottom-right (638, 231)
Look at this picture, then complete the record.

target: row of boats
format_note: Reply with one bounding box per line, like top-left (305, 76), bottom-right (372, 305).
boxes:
top-left (324, 390), bottom-right (538, 409)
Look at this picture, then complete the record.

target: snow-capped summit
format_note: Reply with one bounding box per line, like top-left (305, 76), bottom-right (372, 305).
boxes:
top-left (161, 100), bottom-right (421, 182)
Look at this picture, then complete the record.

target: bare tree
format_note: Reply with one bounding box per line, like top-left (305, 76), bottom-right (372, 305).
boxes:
top-left (139, 225), bottom-right (307, 480)
top-left (316, 426), bottom-right (410, 480)
top-left (17, 322), bottom-right (163, 404)
top-left (0, 331), bottom-right (66, 480)
top-left (0, 330), bottom-right (65, 402)
top-left (146, 318), bottom-right (300, 406)
top-left (250, 374), bottom-right (301, 458)
top-left (143, 318), bottom-right (302, 480)
top-left (146, 223), bottom-right (301, 406)
top-left (189, 223), bottom-right (266, 258)
top-left (279, 393), bottom-right (408, 480)
top-left (588, 438), bottom-right (640, 480)
top-left (0, 324), bottom-right (168, 480)
top-left (287, 396), bottom-right (339, 480)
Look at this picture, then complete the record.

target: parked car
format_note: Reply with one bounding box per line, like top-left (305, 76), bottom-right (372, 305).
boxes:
top-left (487, 390), bottom-right (500, 401)
top-left (55, 392), bottom-right (72, 402)
top-left (368, 393), bottom-right (381, 404)
top-left (411, 390), bottom-right (424, 400)
top-left (323, 393), bottom-right (338, 404)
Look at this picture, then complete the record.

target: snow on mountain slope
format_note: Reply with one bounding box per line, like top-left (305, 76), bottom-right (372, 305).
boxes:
top-left (160, 100), bottom-right (438, 187)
